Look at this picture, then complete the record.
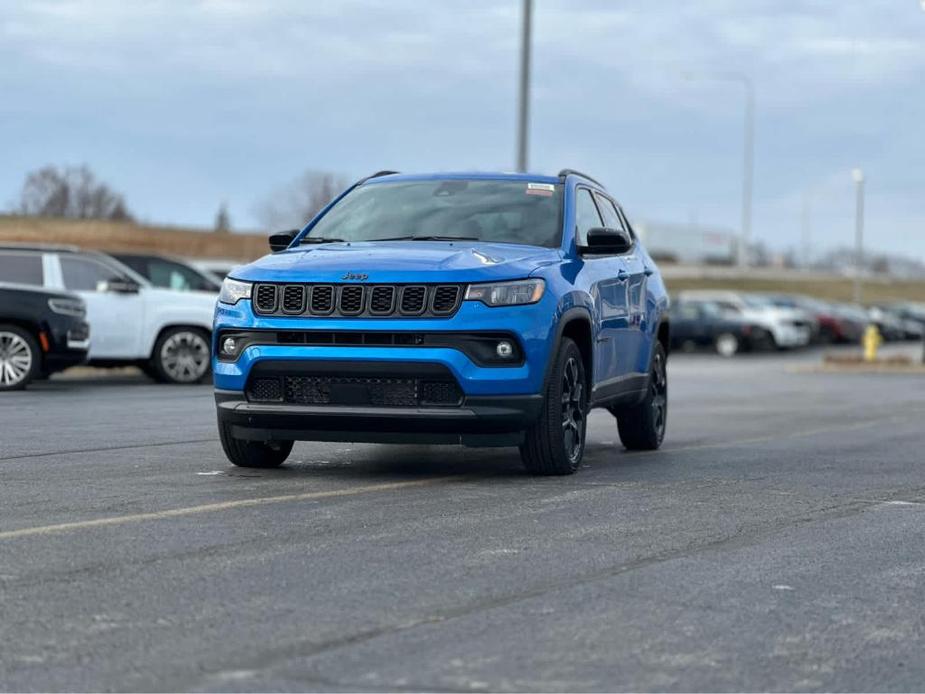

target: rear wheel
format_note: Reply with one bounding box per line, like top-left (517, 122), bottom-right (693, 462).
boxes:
top-left (218, 421), bottom-right (293, 468)
top-left (714, 332), bottom-right (740, 357)
top-left (151, 327), bottom-right (211, 384)
top-left (0, 325), bottom-right (39, 392)
top-left (615, 342), bottom-right (667, 450)
top-left (520, 337), bottom-right (587, 475)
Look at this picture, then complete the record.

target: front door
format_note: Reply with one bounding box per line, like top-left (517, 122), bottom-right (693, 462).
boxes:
top-left (56, 254), bottom-right (145, 359)
top-left (574, 187), bottom-right (631, 389)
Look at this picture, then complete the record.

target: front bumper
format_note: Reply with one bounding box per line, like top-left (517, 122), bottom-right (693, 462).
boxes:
top-left (215, 389), bottom-right (543, 447)
top-left (212, 294), bottom-right (558, 397)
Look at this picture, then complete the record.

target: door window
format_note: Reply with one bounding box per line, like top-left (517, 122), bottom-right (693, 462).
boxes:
top-left (147, 259), bottom-right (217, 291)
top-left (0, 252), bottom-right (43, 285)
top-left (60, 256), bottom-right (120, 291)
top-left (575, 188), bottom-right (603, 247)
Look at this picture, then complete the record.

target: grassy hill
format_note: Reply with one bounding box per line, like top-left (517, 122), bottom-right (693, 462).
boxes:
top-left (0, 215), bottom-right (267, 260)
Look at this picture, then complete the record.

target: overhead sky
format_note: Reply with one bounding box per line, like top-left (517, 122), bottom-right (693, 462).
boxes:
top-left (1, 0), bottom-right (923, 259)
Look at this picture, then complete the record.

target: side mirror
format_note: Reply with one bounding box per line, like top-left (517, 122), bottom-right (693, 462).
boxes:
top-left (579, 227), bottom-right (633, 255)
top-left (98, 277), bottom-right (140, 294)
top-left (269, 229), bottom-right (300, 253)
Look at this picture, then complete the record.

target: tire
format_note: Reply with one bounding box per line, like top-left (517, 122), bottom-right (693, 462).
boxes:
top-left (714, 332), bottom-right (739, 357)
top-left (615, 342), bottom-right (667, 451)
top-left (218, 420), bottom-right (293, 468)
top-left (0, 324), bottom-right (40, 392)
top-left (520, 337), bottom-right (588, 475)
top-left (150, 327), bottom-right (211, 384)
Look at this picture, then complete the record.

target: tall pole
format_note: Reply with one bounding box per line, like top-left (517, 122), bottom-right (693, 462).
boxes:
top-left (800, 191), bottom-right (811, 270)
top-left (516, 0), bottom-right (532, 172)
top-left (852, 168), bottom-right (865, 304)
top-left (740, 78), bottom-right (754, 268)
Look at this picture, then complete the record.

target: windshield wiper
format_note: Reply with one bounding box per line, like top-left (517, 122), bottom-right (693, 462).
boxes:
top-left (375, 235), bottom-right (479, 242)
top-left (299, 237), bottom-right (347, 245)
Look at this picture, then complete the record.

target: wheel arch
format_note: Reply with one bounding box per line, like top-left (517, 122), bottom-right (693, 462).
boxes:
top-left (549, 307), bottom-right (594, 390)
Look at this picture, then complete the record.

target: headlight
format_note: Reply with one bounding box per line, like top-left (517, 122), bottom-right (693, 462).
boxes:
top-left (48, 298), bottom-right (85, 317)
top-left (219, 278), bottom-right (252, 305)
top-left (464, 279), bottom-right (545, 306)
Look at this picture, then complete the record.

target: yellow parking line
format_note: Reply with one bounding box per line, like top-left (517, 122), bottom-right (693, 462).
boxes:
top-left (0, 476), bottom-right (462, 541)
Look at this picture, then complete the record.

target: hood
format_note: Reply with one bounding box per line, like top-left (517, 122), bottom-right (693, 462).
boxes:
top-left (232, 241), bottom-right (563, 284)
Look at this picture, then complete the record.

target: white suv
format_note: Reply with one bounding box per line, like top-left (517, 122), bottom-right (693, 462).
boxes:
top-left (0, 245), bottom-right (217, 383)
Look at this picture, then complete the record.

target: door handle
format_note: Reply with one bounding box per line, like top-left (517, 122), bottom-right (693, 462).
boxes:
top-left (643, 266), bottom-right (654, 276)
top-left (616, 269), bottom-right (629, 282)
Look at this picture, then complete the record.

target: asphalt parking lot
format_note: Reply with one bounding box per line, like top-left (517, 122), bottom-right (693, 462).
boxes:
top-left (2, 348), bottom-right (924, 692)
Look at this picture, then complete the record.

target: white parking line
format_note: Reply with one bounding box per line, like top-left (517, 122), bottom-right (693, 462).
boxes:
top-left (0, 476), bottom-right (463, 541)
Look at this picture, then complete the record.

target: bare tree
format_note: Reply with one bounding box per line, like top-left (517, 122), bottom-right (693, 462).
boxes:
top-left (16, 165), bottom-right (134, 221)
top-left (214, 202), bottom-right (231, 233)
top-left (255, 170), bottom-right (348, 230)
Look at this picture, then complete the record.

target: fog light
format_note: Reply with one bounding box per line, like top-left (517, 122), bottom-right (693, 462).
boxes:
top-left (496, 340), bottom-right (514, 358)
top-left (222, 337), bottom-right (237, 355)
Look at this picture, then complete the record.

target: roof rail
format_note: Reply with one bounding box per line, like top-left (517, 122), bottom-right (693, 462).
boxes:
top-left (368, 170), bottom-right (399, 179)
top-left (557, 168), bottom-right (604, 187)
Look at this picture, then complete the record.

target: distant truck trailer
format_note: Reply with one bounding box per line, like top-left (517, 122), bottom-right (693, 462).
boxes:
top-left (635, 221), bottom-right (737, 265)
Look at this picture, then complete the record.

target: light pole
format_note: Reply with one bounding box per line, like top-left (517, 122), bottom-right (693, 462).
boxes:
top-left (852, 168), bottom-right (865, 304)
top-left (801, 190), bottom-right (812, 270)
top-left (682, 72), bottom-right (755, 268)
top-left (516, 0), bottom-right (532, 172)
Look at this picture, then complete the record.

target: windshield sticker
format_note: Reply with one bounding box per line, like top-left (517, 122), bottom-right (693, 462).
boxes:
top-left (526, 182), bottom-right (555, 196)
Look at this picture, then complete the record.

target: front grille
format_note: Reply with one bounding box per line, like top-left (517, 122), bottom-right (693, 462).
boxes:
top-left (400, 286), bottom-right (427, 315)
top-left (251, 282), bottom-right (464, 318)
top-left (369, 286), bottom-right (395, 314)
top-left (282, 285), bottom-right (305, 313)
top-left (254, 284), bottom-right (277, 313)
top-left (247, 377), bottom-right (283, 402)
top-left (432, 286), bottom-right (461, 314)
top-left (311, 286), bottom-right (334, 314)
top-left (247, 374), bottom-right (462, 408)
top-left (339, 285), bottom-right (365, 315)
top-left (419, 380), bottom-right (463, 406)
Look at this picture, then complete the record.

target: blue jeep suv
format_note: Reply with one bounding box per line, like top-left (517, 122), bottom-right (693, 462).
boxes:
top-left (213, 170), bottom-right (669, 475)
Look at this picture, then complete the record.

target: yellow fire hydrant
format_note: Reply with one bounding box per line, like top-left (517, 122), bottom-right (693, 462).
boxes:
top-left (863, 324), bottom-right (882, 362)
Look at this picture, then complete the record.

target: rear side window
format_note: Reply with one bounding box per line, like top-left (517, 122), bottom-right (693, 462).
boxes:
top-left (0, 252), bottom-right (44, 286)
top-left (60, 256), bottom-right (118, 291)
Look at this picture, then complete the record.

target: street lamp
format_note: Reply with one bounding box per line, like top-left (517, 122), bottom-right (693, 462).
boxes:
top-left (682, 72), bottom-right (755, 268)
top-left (516, 0), bottom-right (533, 172)
top-left (852, 168), bottom-right (865, 304)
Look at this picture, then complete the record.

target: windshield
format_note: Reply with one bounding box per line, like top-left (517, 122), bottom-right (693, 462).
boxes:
top-left (305, 179), bottom-right (564, 247)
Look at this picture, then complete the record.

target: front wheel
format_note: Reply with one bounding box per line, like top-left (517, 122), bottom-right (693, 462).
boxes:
top-left (0, 325), bottom-right (39, 391)
top-left (150, 327), bottom-right (211, 384)
top-left (520, 337), bottom-right (588, 475)
top-left (614, 342), bottom-right (667, 450)
top-left (218, 421), bottom-right (293, 468)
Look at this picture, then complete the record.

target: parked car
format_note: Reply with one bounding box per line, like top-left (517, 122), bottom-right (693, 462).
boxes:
top-left (0, 283), bottom-right (89, 390)
top-left (213, 169), bottom-right (670, 475)
top-left (0, 245), bottom-right (217, 384)
top-left (867, 305), bottom-right (908, 342)
top-left (111, 253), bottom-right (222, 292)
top-left (676, 290), bottom-right (814, 349)
top-left (828, 303), bottom-right (870, 344)
top-left (669, 299), bottom-right (771, 356)
top-left (884, 302), bottom-right (925, 339)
